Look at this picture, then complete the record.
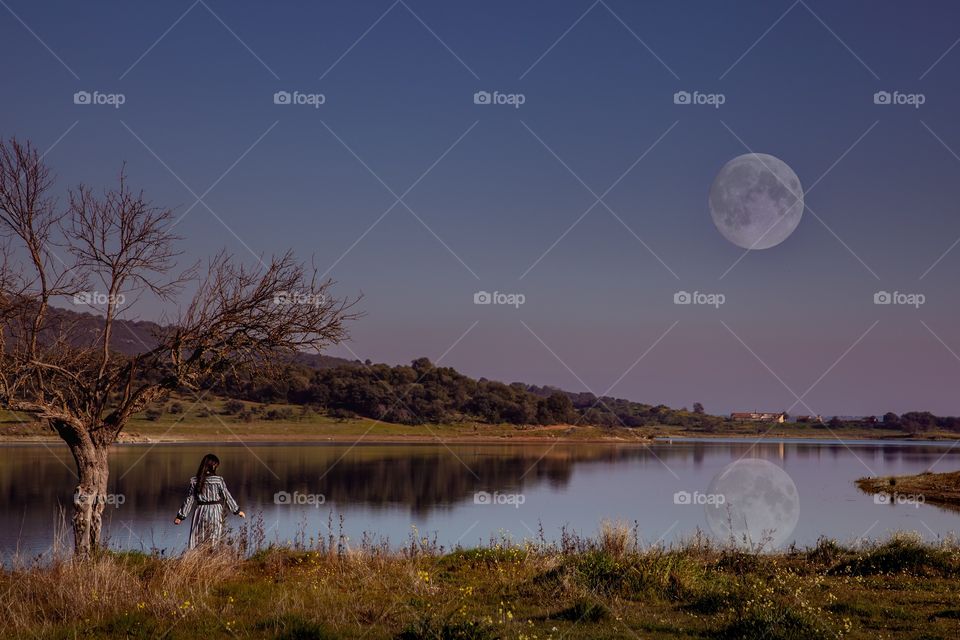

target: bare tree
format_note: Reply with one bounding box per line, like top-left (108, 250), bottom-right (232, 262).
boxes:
top-left (0, 138), bottom-right (358, 555)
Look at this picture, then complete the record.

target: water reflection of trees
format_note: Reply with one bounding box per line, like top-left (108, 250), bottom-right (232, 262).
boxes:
top-left (1, 444), bottom-right (661, 519)
top-left (2, 441), bottom-right (957, 528)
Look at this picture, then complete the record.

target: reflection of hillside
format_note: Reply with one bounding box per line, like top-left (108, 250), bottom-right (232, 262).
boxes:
top-left (5, 440), bottom-right (957, 536)
top-left (0, 443), bottom-right (659, 520)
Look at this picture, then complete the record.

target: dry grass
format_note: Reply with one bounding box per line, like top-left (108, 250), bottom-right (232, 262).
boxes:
top-left (3, 525), bottom-right (960, 639)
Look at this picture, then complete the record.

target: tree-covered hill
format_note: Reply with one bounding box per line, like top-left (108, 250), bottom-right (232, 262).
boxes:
top-left (213, 357), bottom-right (723, 429)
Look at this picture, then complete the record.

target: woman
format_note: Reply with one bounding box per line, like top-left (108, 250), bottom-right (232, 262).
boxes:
top-left (174, 453), bottom-right (245, 549)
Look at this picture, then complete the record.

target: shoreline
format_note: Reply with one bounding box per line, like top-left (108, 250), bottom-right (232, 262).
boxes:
top-left (1, 429), bottom-right (956, 446)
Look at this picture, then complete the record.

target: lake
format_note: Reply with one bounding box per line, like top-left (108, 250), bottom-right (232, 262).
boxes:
top-left (3, 438), bottom-right (959, 559)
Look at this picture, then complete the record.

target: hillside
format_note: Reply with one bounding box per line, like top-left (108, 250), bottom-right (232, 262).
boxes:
top-left (43, 304), bottom-right (354, 369)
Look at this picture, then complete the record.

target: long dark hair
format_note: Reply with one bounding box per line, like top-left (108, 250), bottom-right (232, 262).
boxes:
top-left (194, 453), bottom-right (220, 495)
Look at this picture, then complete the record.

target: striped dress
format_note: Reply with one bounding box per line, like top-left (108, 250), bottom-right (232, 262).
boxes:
top-left (176, 475), bottom-right (241, 549)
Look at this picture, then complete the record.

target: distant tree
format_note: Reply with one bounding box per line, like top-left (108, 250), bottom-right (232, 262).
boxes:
top-left (411, 357), bottom-right (433, 374)
top-left (900, 411), bottom-right (937, 433)
top-left (538, 392), bottom-right (575, 424)
top-left (882, 412), bottom-right (900, 425)
top-left (692, 402), bottom-right (705, 415)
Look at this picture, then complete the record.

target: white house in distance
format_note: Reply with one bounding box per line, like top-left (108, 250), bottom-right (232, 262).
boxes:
top-left (731, 411), bottom-right (786, 423)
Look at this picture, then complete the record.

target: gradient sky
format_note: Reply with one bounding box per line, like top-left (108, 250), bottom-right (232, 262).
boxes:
top-left (3, 0), bottom-right (960, 415)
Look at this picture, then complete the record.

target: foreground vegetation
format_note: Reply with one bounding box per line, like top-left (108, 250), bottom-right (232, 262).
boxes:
top-left (5, 526), bottom-right (960, 639)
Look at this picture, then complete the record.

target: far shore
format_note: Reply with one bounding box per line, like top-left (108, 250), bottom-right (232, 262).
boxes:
top-left (3, 396), bottom-right (954, 445)
top-left (2, 419), bottom-right (956, 445)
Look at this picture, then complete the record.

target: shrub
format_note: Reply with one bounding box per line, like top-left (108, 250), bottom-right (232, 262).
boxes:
top-left (552, 598), bottom-right (610, 622)
top-left (223, 399), bottom-right (245, 415)
top-left (265, 407), bottom-right (296, 421)
top-left (717, 605), bottom-right (833, 640)
top-left (828, 535), bottom-right (956, 577)
top-left (255, 614), bottom-right (337, 640)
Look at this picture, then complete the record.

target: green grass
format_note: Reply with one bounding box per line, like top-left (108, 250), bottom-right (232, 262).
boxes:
top-left (4, 530), bottom-right (960, 639)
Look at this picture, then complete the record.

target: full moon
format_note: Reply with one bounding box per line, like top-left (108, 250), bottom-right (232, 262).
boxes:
top-left (704, 459), bottom-right (800, 550)
top-left (709, 153), bottom-right (803, 250)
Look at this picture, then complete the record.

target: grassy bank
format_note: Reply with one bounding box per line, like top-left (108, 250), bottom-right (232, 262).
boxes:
top-left (857, 469), bottom-right (960, 511)
top-left (0, 395), bottom-right (926, 443)
top-left (5, 527), bottom-right (960, 639)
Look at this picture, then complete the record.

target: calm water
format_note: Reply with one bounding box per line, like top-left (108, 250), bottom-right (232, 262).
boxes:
top-left (3, 439), bottom-right (960, 558)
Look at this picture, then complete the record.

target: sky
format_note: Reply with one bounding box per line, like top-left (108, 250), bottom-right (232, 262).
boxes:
top-left (3, 0), bottom-right (960, 416)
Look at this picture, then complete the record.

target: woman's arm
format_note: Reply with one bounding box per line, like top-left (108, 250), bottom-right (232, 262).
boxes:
top-left (221, 482), bottom-right (244, 517)
top-left (174, 478), bottom-right (196, 524)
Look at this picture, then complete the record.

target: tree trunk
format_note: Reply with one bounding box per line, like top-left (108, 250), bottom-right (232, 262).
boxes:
top-left (68, 438), bottom-right (111, 556)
